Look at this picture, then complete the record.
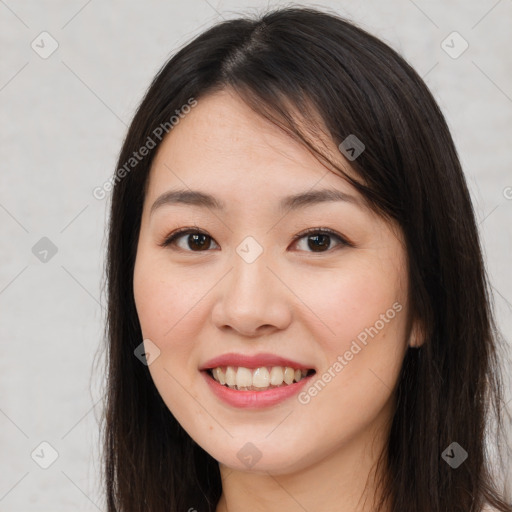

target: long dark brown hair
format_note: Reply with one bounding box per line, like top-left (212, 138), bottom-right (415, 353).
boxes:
top-left (98, 6), bottom-right (512, 511)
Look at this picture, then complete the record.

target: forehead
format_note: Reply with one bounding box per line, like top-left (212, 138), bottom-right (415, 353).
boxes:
top-left (146, 89), bottom-right (362, 208)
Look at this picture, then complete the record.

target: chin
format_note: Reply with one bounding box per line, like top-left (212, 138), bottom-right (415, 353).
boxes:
top-left (202, 437), bottom-right (316, 475)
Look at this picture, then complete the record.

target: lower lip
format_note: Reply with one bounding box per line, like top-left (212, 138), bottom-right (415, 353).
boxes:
top-left (201, 370), bottom-right (315, 409)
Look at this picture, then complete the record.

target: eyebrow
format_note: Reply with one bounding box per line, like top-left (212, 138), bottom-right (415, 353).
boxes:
top-left (150, 187), bottom-right (362, 216)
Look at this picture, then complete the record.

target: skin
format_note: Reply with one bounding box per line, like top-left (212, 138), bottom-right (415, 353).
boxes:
top-left (133, 88), bottom-right (421, 512)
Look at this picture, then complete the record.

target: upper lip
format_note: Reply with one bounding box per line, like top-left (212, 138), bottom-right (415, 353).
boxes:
top-left (200, 352), bottom-right (315, 371)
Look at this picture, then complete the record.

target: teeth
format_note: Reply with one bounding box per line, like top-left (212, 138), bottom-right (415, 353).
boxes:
top-left (269, 366), bottom-right (284, 385)
top-left (253, 367), bottom-right (270, 388)
top-left (236, 367), bottom-right (252, 389)
top-left (225, 366), bottom-right (236, 387)
top-left (209, 366), bottom-right (312, 391)
top-left (283, 367), bottom-right (295, 385)
top-left (212, 367), bottom-right (226, 385)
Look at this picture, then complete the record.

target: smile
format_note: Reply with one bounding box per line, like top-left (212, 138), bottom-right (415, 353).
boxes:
top-left (208, 365), bottom-right (315, 391)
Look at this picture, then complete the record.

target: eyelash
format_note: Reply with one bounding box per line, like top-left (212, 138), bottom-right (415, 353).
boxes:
top-left (159, 226), bottom-right (353, 253)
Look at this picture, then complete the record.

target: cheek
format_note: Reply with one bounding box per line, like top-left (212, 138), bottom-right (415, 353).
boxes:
top-left (291, 260), bottom-right (407, 451)
top-left (133, 250), bottom-right (207, 343)
top-left (290, 253), bottom-right (409, 415)
top-left (133, 253), bottom-right (209, 421)
top-left (292, 256), bottom-right (406, 349)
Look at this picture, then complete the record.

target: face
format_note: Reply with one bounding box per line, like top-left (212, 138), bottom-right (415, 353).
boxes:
top-left (133, 88), bottom-right (413, 475)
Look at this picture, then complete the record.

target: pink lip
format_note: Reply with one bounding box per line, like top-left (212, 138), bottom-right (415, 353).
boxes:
top-left (199, 352), bottom-right (314, 371)
top-left (201, 369), bottom-right (316, 409)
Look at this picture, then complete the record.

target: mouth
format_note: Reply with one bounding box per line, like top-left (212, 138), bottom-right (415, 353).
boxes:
top-left (204, 366), bottom-right (317, 392)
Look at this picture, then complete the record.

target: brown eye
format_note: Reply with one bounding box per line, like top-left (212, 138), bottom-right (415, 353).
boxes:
top-left (305, 233), bottom-right (332, 252)
top-left (292, 228), bottom-right (351, 253)
top-left (161, 229), bottom-right (219, 252)
top-left (160, 227), bottom-right (352, 254)
top-left (183, 232), bottom-right (212, 251)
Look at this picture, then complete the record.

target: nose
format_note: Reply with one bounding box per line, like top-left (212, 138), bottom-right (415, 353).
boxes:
top-left (211, 249), bottom-right (292, 338)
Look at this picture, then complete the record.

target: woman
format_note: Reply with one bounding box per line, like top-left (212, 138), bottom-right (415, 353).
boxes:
top-left (101, 6), bottom-right (512, 511)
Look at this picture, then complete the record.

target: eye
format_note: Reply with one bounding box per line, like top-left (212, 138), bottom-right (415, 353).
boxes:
top-left (159, 228), bottom-right (219, 252)
top-left (159, 227), bottom-right (352, 253)
top-left (291, 227), bottom-right (352, 253)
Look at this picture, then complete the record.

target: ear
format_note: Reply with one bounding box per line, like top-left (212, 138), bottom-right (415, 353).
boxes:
top-left (408, 317), bottom-right (426, 348)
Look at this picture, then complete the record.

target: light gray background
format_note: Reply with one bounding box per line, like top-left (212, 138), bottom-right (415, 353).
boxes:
top-left (1, 0), bottom-right (511, 510)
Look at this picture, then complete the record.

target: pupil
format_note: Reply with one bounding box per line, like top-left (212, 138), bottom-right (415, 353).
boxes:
top-left (189, 233), bottom-right (209, 251)
top-left (308, 234), bottom-right (329, 252)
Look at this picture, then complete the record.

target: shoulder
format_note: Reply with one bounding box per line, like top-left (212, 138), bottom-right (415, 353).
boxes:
top-left (482, 505), bottom-right (500, 512)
